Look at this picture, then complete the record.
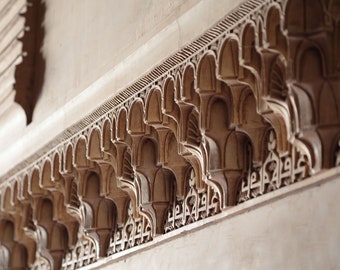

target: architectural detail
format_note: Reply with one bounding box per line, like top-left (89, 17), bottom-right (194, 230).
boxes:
top-left (107, 202), bottom-right (152, 255)
top-left (31, 256), bottom-right (51, 270)
top-left (61, 236), bottom-right (97, 269)
top-left (0, 0), bottom-right (339, 268)
top-left (238, 131), bottom-right (311, 202)
top-left (164, 169), bottom-right (220, 233)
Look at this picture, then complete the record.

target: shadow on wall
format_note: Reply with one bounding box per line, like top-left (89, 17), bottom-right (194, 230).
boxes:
top-left (15, 0), bottom-right (46, 124)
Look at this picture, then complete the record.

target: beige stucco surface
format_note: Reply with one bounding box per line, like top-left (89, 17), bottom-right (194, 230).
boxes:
top-left (34, 0), bottom-right (200, 122)
top-left (33, 0), bottom-right (242, 123)
top-left (91, 169), bottom-right (340, 270)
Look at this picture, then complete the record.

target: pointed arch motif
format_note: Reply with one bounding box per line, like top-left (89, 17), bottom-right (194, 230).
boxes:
top-left (1, 0), bottom-right (339, 267)
top-left (88, 128), bottom-right (102, 160)
top-left (197, 53), bottom-right (217, 92)
top-left (145, 89), bottom-right (162, 125)
top-left (218, 37), bottom-right (239, 80)
top-left (129, 99), bottom-right (145, 134)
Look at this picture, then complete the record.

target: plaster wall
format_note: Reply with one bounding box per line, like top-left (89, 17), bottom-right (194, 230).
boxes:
top-left (34, 0), bottom-right (200, 122)
top-left (91, 169), bottom-right (340, 270)
top-left (34, 0), bottom-right (243, 123)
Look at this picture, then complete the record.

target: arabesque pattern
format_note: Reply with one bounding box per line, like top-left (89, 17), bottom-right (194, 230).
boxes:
top-left (0, 0), bottom-right (339, 268)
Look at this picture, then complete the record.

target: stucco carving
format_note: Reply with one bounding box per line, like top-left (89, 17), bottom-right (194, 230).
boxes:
top-left (107, 201), bottom-right (152, 255)
top-left (238, 131), bottom-right (311, 202)
top-left (0, 0), bottom-right (339, 268)
top-left (164, 169), bottom-right (220, 233)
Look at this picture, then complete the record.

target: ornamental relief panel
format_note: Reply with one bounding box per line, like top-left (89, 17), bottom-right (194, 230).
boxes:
top-left (0, 0), bottom-right (340, 268)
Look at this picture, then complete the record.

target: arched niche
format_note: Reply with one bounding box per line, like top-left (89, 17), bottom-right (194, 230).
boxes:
top-left (52, 152), bottom-right (61, 180)
top-left (269, 55), bottom-right (287, 100)
top-left (175, 73), bottom-right (182, 101)
top-left (225, 132), bottom-right (250, 170)
top-left (74, 137), bottom-right (88, 168)
top-left (96, 199), bottom-right (116, 230)
top-left (64, 144), bottom-right (73, 173)
top-left (285, 0), bottom-right (325, 34)
top-left (224, 132), bottom-right (252, 205)
top-left (22, 175), bottom-right (30, 200)
top-left (88, 128), bottom-right (103, 160)
top-left (117, 108), bottom-right (128, 141)
top-left (153, 168), bottom-right (176, 234)
top-left (206, 98), bottom-right (230, 134)
top-left (11, 244), bottom-right (28, 269)
top-left (186, 109), bottom-right (201, 147)
top-left (205, 136), bottom-right (220, 171)
top-left (164, 131), bottom-right (188, 196)
top-left (102, 118), bottom-right (112, 151)
top-left (84, 172), bottom-right (101, 200)
top-left (218, 38), bottom-right (239, 79)
top-left (41, 160), bottom-right (53, 188)
top-left (30, 168), bottom-right (41, 195)
top-left (0, 220), bottom-right (28, 269)
top-left (1, 220), bottom-right (14, 244)
top-left (266, 5), bottom-right (287, 54)
top-left (197, 53), bottom-right (217, 92)
top-left (182, 64), bottom-right (196, 101)
top-left (318, 82), bottom-right (339, 125)
top-left (298, 47), bottom-right (325, 82)
top-left (241, 23), bottom-right (261, 71)
top-left (39, 198), bottom-right (54, 223)
top-left (111, 116), bottom-right (117, 141)
top-left (49, 223), bottom-right (69, 269)
top-left (128, 99), bottom-right (145, 134)
top-left (13, 182), bottom-right (18, 204)
top-left (145, 89), bottom-right (162, 125)
top-left (239, 90), bottom-right (269, 162)
top-left (3, 186), bottom-right (12, 210)
top-left (83, 172), bottom-right (116, 256)
top-left (163, 78), bottom-right (176, 114)
top-left (240, 91), bottom-right (263, 126)
top-left (292, 84), bottom-right (315, 129)
top-left (138, 138), bottom-right (159, 174)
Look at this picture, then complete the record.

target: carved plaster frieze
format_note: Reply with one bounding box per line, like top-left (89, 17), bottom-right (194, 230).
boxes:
top-left (0, 0), bottom-right (339, 268)
top-left (164, 169), bottom-right (220, 233)
top-left (107, 201), bottom-right (152, 256)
